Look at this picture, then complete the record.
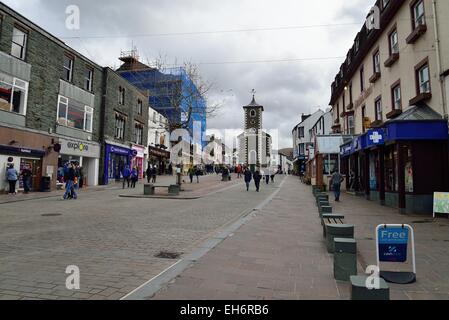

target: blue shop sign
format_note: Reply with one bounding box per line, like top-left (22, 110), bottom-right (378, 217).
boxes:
top-left (340, 143), bottom-right (352, 157)
top-left (385, 120), bottom-right (448, 142)
top-left (109, 145), bottom-right (130, 156)
top-left (366, 129), bottom-right (385, 148)
top-left (378, 227), bottom-right (409, 263)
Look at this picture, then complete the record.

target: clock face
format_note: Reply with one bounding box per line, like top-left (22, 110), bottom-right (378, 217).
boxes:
top-left (250, 119), bottom-right (256, 125)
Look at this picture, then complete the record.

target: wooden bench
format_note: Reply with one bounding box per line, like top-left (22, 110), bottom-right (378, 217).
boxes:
top-left (144, 184), bottom-right (180, 196)
top-left (321, 214), bottom-right (345, 227)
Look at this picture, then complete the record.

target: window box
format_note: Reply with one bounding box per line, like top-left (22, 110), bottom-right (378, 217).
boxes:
top-left (409, 92), bottom-right (432, 105)
top-left (406, 24), bottom-right (427, 44)
top-left (370, 120), bottom-right (384, 128)
top-left (384, 53), bottom-right (399, 68)
top-left (369, 72), bottom-right (381, 83)
top-left (386, 109), bottom-right (403, 119)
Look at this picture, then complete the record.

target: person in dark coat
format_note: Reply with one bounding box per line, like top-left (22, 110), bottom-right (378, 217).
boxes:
top-left (244, 168), bottom-right (252, 191)
top-left (122, 165), bottom-right (131, 189)
top-left (253, 168), bottom-right (262, 192)
top-left (151, 166), bottom-right (157, 183)
top-left (21, 165), bottom-right (32, 194)
top-left (146, 166), bottom-right (152, 184)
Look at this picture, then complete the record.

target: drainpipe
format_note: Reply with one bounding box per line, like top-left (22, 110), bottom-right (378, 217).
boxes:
top-left (432, 0), bottom-right (448, 120)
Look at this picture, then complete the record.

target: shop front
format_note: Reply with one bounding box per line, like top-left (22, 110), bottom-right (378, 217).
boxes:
top-left (103, 143), bottom-right (134, 185)
top-left (148, 145), bottom-right (171, 175)
top-left (58, 138), bottom-right (100, 187)
top-left (0, 127), bottom-right (59, 192)
top-left (341, 106), bottom-right (449, 214)
top-left (131, 144), bottom-right (145, 179)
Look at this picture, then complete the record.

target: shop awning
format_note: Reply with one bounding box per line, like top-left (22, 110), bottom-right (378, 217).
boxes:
top-left (340, 104), bottom-right (449, 154)
top-left (316, 135), bottom-right (354, 155)
top-left (384, 104), bottom-right (448, 142)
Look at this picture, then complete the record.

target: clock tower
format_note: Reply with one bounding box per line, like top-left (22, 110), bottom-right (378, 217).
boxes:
top-left (244, 93), bottom-right (264, 132)
top-left (238, 92), bottom-right (271, 171)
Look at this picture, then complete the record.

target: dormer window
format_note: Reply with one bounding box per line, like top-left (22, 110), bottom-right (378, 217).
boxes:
top-left (355, 36), bottom-right (360, 53)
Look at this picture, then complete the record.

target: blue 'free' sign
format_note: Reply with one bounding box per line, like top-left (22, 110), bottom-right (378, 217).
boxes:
top-left (378, 227), bottom-right (409, 263)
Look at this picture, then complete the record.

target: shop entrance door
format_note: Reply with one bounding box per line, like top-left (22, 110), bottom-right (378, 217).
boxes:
top-left (20, 158), bottom-right (42, 191)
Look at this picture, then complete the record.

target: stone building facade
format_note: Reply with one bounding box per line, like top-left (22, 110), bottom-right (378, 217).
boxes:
top-left (100, 68), bottom-right (149, 184)
top-left (0, 2), bottom-right (103, 191)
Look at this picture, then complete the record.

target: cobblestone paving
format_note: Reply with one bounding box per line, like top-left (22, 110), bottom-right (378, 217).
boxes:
top-left (0, 174), bottom-right (282, 300)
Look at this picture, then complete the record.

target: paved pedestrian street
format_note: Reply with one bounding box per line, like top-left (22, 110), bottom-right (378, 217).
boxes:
top-left (2, 175), bottom-right (449, 300)
top-left (0, 174), bottom-right (283, 300)
top-left (151, 177), bottom-right (449, 301)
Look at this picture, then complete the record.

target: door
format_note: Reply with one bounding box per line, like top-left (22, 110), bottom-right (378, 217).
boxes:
top-left (20, 158), bottom-right (42, 191)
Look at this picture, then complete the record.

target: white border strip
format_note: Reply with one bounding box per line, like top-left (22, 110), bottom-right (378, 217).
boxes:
top-left (120, 260), bottom-right (183, 300)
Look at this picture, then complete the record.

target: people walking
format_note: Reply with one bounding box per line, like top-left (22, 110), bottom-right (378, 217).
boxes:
top-left (265, 168), bottom-right (270, 185)
top-left (130, 167), bottom-right (138, 188)
top-left (195, 166), bottom-right (201, 183)
top-left (244, 168), bottom-right (252, 191)
top-left (253, 168), bottom-right (262, 192)
top-left (146, 166), bottom-right (152, 184)
top-left (151, 166), bottom-right (157, 183)
top-left (188, 167), bottom-right (194, 183)
top-left (330, 170), bottom-right (345, 202)
top-left (63, 163), bottom-right (77, 200)
top-left (6, 164), bottom-right (18, 195)
top-left (21, 165), bottom-right (32, 194)
top-left (122, 165), bottom-right (131, 189)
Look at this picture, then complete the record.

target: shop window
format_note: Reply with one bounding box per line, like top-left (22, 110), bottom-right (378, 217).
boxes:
top-left (323, 154), bottom-right (340, 176)
top-left (11, 26), bottom-right (28, 60)
top-left (0, 72), bottom-right (28, 115)
top-left (57, 95), bottom-right (93, 132)
top-left (405, 147), bottom-right (414, 193)
top-left (385, 146), bottom-right (397, 192)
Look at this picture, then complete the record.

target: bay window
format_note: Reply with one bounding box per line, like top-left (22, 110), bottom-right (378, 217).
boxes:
top-left (0, 72), bottom-right (28, 115)
top-left (57, 95), bottom-right (93, 132)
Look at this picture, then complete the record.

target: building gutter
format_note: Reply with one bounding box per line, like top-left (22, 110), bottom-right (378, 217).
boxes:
top-left (432, 0), bottom-right (448, 120)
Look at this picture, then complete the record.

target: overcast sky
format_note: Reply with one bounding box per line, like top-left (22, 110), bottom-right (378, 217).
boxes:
top-left (5, 0), bottom-right (373, 149)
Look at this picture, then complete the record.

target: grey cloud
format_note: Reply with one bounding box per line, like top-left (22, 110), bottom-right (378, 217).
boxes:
top-left (4, 0), bottom-right (373, 149)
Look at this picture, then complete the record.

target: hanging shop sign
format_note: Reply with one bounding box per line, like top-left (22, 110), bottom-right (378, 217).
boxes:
top-left (376, 224), bottom-right (416, 284)
top-left (433, 192), bottom-right (449, 218)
